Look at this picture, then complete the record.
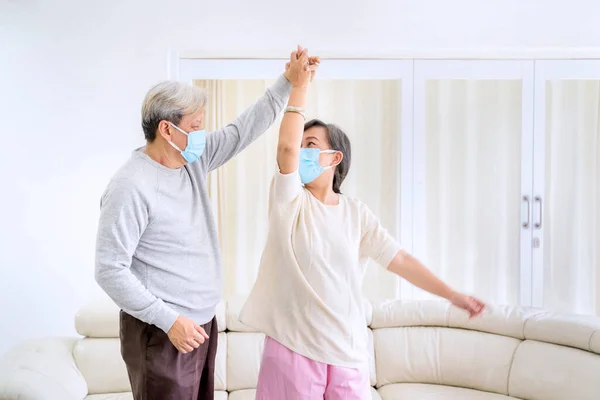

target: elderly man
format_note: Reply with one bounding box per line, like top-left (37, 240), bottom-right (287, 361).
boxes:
top-left (95, 48), bottom-right (316, 400)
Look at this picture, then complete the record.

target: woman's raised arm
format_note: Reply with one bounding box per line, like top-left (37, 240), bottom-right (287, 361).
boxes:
top-left (277, 48), bottom-right (318, 173)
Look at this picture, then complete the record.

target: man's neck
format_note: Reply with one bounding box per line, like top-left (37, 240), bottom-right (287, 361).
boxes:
top-left (144, 140), bottom-right (185, 169)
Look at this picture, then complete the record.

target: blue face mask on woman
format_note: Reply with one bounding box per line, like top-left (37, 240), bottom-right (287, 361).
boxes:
top-left (298, 148), bottom-right (338, 184)
top-left (167, 122), bottom-right (206, 163)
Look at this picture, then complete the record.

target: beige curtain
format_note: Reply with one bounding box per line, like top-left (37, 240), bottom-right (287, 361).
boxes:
top-left (543, 80), bottom-right (600, 314)
top-left (194, 79), bottom-right (402, 302)
top-left (416, 80), bottom-right (523, 305)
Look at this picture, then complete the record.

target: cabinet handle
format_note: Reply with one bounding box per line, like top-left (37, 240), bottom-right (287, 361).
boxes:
top-left (534, 196), bottom-right (543, 229)
top-left (522, 195), bottom-right (530, 228)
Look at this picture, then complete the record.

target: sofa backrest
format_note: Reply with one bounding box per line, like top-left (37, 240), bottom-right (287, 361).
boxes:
top-left (73, 296), bottom-right (600, 400)
top-left (224, 296), bottom-right (378, 391)
top-left (73, 296), bottom-right (375, 395)
top-left (370, 300), bottom-right (600, 400)
top-left (73, 298), bottom-right (228, 395)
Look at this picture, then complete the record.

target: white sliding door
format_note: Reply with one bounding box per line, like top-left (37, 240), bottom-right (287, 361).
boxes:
top-left (178, 59), bottom-right (413, 302)
top-left (412, 61), bottom-right (535, 305)
top-left (533, 61), bottom-right (600, 314)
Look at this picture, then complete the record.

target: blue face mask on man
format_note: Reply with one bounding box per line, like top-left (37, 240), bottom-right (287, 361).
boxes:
top-left (298, 148), bottom-right (338, 184)
top-left (167, 122), bottom-right (206, 163)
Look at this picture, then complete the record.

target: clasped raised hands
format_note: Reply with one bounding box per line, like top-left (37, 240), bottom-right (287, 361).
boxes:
top-left (284, 45), bottom-right (320, 88)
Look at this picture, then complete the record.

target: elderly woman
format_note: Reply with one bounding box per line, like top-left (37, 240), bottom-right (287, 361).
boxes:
top-left (240, 50), bottom-right (486, 399)
top-left (94, 49), bottom-right (317, 400)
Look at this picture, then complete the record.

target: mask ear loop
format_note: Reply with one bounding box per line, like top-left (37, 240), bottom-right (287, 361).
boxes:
top-left (320, 149), bottom-right (341, 168)
top-left (167, 121), bottom-right (190, 137)
top-left (166, 122), bottom-right (189, 152)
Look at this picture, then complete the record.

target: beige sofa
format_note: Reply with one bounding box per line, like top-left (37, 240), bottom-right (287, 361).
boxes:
top-left (2, 296), bottom-right (600, 400)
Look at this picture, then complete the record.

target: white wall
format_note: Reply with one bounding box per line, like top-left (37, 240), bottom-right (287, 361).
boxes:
top-left (1, 0), bottom-right (599, 356)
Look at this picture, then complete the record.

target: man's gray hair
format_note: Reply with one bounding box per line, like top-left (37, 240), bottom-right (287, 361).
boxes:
top-left (141, 81), bottom-right (207, 142)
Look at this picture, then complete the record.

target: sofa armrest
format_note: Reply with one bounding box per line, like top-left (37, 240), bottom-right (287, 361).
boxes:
top-left (0, 337), bottom-right (88, 400)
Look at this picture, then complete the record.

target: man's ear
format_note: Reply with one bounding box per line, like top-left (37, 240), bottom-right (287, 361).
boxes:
top-left (157, 120), bottom-right (172, 141)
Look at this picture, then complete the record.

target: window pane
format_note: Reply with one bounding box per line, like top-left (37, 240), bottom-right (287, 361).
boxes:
top-left (419, 79), bottom-right (522, 304)
top-left (543, 80), bottom-right (600, 314)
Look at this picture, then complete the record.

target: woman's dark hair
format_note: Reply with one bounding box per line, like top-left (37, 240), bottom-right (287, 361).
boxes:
top-left (304, 119), bottom-right (352, 194)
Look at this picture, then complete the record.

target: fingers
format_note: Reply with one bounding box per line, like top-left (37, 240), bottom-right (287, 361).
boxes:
top-left (180, 332), bottom-right (206, 353)
top-left (291, 46), bottom-right (319, 68)
top-left (191, 331), bottom-right (205, 346)
top-left (476, 298), bottom-right (486, 310)
top-left (179, 343), bottom-right (194, 353)
top-left (286, 46), bottom-right (318, 85)
top-left (178, 324), bottom-right (210, 354)
top-left (308, 57), bottom-right (319, 81)
top-left (291, 45), bottom-right (307, 61)
top-left (195, 325), bottom-right (210, 339)
top-left (467, 297), bottom-right (485, 318)
top-left (472, 297), bottom-right (485, 311)
top-left (290, 50), bottom-right (307, 68)
top-left (451, 293), bottom-right (485, 319)
top-left (298, 49), bottom-right (309, 67)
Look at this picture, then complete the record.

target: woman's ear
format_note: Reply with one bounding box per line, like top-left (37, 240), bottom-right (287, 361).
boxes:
top-left (332, 151), bottom-right (344, 167)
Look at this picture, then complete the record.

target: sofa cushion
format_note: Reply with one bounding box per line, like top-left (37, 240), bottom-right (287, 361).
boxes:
top-left (74, 334), bottom-right (227, 394)
top-left (215, 391), bottom-right (228, 400)
top-left (225, 330), bottom-right (377, 391)
top-left (370, 300), bottom-right (450, 329)
top-left (215, 332), bottom-right (227, 391)
top-left (229, 387), bottom-right (381, 400)
top-left (373, 327), bottom-right (520, 395)
top-left (377, 383), bottom-right (520, 399)
top-left (370, 300), bottom-right (545, 342)
top-left (228, 296), bottom-right (373, 332)
top-left (216, 391), bottom-right (228, 400)
top-left (85, 391), bottom-right (227, 400)
top-left (229, 389), bottom-right (256, 400)
top-left (0, 337), bottom-right (87, 400)
top-left (227, 332), bottom-right (265, 391)
top-left (590, 329), bottom-right (600, 353)
top-left (76, 296), bottom-right (227, 338)
top-left (85, 394), bottom-right (133, 400)
top-left (75, 297), bottom-right (121, 338)
top-left (449, 304), bottom-right (544, 340)
top-left (523, 312), bottom-right (600, 354)
top-left (226, 297), bottom-right (257, 332)
top-left (508, 339), bottom-right (600, 400)
top-left (213, 301), bottom-right (227, 332)
top-left (367, 328), bottom-right (376, 387)
top-left (73, 338), bottom-right (130, 394)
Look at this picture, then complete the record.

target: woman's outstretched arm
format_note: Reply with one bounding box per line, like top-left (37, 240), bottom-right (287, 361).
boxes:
top-left (388, 251), bottom-right (486, 318)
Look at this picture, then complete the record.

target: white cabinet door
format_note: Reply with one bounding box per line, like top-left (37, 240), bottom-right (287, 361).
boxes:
top-left (533, 61), bottom-right (600, 314)
top-left (412, 60), bottom-right (535, 305)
